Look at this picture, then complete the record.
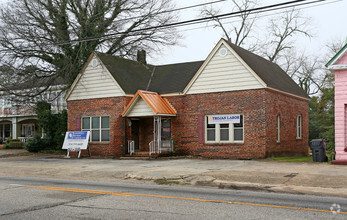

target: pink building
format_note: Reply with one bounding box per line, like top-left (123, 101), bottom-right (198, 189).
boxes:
top-left (327, 44), bottom-right (347, 164)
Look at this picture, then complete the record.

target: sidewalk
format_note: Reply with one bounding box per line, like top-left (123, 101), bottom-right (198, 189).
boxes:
top-left (0, 150), bottom-right (346, 198)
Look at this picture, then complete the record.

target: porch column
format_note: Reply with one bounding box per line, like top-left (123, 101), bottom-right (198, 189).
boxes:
top-left (153, 116), bottom-right (162, 153)
top-left (11, 117), bottom-right (17, 139)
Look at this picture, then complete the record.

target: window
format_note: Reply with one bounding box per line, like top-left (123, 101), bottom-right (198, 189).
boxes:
top-left (22, 124), bottom-right (35, 137)
top-left (205, 115), bottom-right (243, 143)
top-left (82, 116), bottom-right (110, 142)
top-left (0, 123), bottom-right (11, 138)
top-left (276, 115), bottom-right (280, 143)
top-left (296, 115), bottom-right (302, 139)
top-left (161, 119), bottom-right (171, 141)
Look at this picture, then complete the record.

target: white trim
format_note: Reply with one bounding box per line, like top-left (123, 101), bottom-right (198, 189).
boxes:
top-left (327, 64), bottom-right (347, 70)
top-left (66, 53), bottom-right (126, 101)
top-left (328, 46), bottom-right (347, 67)
top-left (157, 114), bottom-right (176, 117)
top-left (81, 116), bottom-right (110, 142)
top-left (276, 115), bottom-right (280, 143)
top-left (160, 92), bottom-right (183, 97)
top-left (296, 115), bottom-right (302, 140)
top-left (204, 114), bottom-right (244, 143)
top-left (183, 39), bottom-right (267, 94)
top-left (267, 87), bottom-right (310, 101)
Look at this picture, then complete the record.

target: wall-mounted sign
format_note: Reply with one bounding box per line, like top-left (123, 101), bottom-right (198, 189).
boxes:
top-left (208, 114), bottom-right (240, 124)
top-left (62, 131), bottom-right (90, 158)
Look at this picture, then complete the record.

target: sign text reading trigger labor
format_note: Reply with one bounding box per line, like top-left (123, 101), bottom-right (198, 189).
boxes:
top-left (208, 114), bottom-right (240, 124)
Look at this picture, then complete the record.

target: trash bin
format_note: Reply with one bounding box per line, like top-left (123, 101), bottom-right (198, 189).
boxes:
top-left (310, 139), bottom-right (327, 162)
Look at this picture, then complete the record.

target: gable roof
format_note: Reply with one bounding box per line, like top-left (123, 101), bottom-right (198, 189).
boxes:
top-left (121, 90), bottom-right (177, 117)
top-left (96, 53), bottom-right (152, 94)
top-left (97, 53), bottom-right (203, 94)
top-left (147, 61), bottom-right (204, 94)
top-left (326, 43), bottom-right (347, 67)
top-left (224, 40), bottom-right (309, 99)
top-left (69, 38), bottom-right (309, 100)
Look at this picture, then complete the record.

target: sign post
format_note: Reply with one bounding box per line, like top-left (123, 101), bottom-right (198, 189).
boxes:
top-left (62, 131), bottom-right (90, 158)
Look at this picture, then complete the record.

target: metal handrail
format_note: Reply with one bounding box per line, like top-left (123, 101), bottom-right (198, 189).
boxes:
top-left (149, 141), bottom-right (155, 155)
top-left (149, 140), bottom-right (173, 155)
top-left (128, 140), bottom-right (134, 155)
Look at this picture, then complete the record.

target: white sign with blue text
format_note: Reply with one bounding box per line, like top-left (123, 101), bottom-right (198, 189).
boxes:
top-left (208, 114), bottom-right (240, 124)
top-left (62, 131), bottom-right (90, 150)
top-left (62, 131), bottom-right (90, 158)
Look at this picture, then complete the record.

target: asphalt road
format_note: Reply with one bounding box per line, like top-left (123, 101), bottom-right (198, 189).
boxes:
top-left (0, 176), bottom-right (346, 219)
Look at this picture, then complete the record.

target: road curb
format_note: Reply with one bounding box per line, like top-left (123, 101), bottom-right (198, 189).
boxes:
top-left (195, 180), bottom-right (347, 198)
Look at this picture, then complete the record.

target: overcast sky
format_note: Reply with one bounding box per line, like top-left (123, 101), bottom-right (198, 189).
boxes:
top-left (150, 0), bottom-right (347, 65)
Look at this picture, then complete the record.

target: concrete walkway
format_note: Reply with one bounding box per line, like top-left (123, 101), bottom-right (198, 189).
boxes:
top-left (0, 150), bottom-right (346, 198)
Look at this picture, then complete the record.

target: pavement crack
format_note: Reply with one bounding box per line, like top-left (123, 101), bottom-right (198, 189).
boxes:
top-left (282, 173), bottom-right (299, 184)
top-left (0, 193), bottom-right (103, 217)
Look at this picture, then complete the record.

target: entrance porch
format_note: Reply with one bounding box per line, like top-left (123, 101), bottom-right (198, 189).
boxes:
top-left (121, 90), bottom-right (177, 156)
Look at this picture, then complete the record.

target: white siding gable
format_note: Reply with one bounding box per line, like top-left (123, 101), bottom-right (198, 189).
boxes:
top-left (127, 97), bottom-right (154, 117)
top-left (68, 55), bottom-right (125, 101)
top-left (185, 43), bottom-right (266, 95)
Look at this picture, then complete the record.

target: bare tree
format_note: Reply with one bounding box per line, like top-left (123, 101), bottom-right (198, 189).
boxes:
top-left (201, 0), bottom-right (258, 48)
top-left (287, 37), bottom-right (346, 95)
top-left (0, 0), bottom-right (179, 98)
top-left (260, 8), bottom-right (312, 63)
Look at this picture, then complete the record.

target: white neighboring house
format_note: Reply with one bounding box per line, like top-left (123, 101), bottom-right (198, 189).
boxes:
top-left (0, 86), bottom-right (67, 143)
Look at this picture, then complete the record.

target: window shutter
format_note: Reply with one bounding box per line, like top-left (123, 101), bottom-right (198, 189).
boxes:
top-left (76, 117), bottom-right (81, 130)
top-left (198, 115), bottom-right (204, 143)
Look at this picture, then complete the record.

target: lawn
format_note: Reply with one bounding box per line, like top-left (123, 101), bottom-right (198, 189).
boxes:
top-left (267, 156), bottom-right (313, 162)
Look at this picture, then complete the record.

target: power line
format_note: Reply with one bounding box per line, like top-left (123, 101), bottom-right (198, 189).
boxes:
top-left (0, 0), bottom-right (328, 51)
top-left (169, 0), bottom-right (328, 29)
top-left (177, 0), bottom-right (340, 33)
top-left (53, 0), bottom-right (325, 46)
top-left (112, 0), bottom-right (228, 23)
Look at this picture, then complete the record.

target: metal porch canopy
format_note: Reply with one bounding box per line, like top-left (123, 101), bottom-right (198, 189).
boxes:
top-left (121, 90), bottom-right (177, 155)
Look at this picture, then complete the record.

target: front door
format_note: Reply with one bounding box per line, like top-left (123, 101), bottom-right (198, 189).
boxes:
top-left (131, 120), bottom-right (140, 150)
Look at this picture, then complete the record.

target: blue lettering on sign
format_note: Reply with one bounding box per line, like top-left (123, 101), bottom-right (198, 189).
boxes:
top-left (212, 116), bottom-right (240, 121)
top-left (67, 131), bottom-right (88, 140)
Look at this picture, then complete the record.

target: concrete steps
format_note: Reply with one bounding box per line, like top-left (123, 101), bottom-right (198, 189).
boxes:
top-left (120, 151), bottom-right (158, 160)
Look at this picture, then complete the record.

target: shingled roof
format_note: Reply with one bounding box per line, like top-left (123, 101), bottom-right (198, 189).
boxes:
top-left (97, 52), bottom-right (203, 94)
top-left (95, 39), bottom-right (308, 99)
top-left (225, 40), bottom-right (309, 98)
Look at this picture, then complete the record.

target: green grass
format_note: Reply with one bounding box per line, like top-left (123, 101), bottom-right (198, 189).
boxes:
top-left (154, 179), bottom-right (181, 185)
top-left (267, 156), bottom-right (313, 162)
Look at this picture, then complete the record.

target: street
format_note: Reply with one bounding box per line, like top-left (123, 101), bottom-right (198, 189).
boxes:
top-left (0, 176), bottom-right (346, 219)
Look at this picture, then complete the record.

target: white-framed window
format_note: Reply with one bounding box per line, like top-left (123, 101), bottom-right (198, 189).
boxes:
top-left (296, 115), bottom-right (302, 139)
top-left (276, 115), bottom-right (280, 143)
top-left (82, 116), bottom-right (110, 142)
top-left (205, 115), bottom-right (244, 143)
top-left (22, 124), bottom-right (35, 137)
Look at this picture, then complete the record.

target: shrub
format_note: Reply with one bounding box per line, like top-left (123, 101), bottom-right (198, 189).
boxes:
top-left (4, 142), bottom-right (24, 149)
top-left (24, 135), bottom-right (48, 152)
top-left (35, 101), bottom-right (67, 151)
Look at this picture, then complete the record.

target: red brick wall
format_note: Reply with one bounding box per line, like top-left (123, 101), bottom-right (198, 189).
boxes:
top-left (265, 89), bottom-right (309, 156)
top-left (166, 89), bottom-right (268, 159)
top-left (67, 96), bottom-right (128, 157)
top-left (67, 89), bottom-right (308, 159)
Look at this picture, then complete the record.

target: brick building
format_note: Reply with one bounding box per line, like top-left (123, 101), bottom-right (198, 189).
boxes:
top-left (66, 39), bottom-right (309, 159)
